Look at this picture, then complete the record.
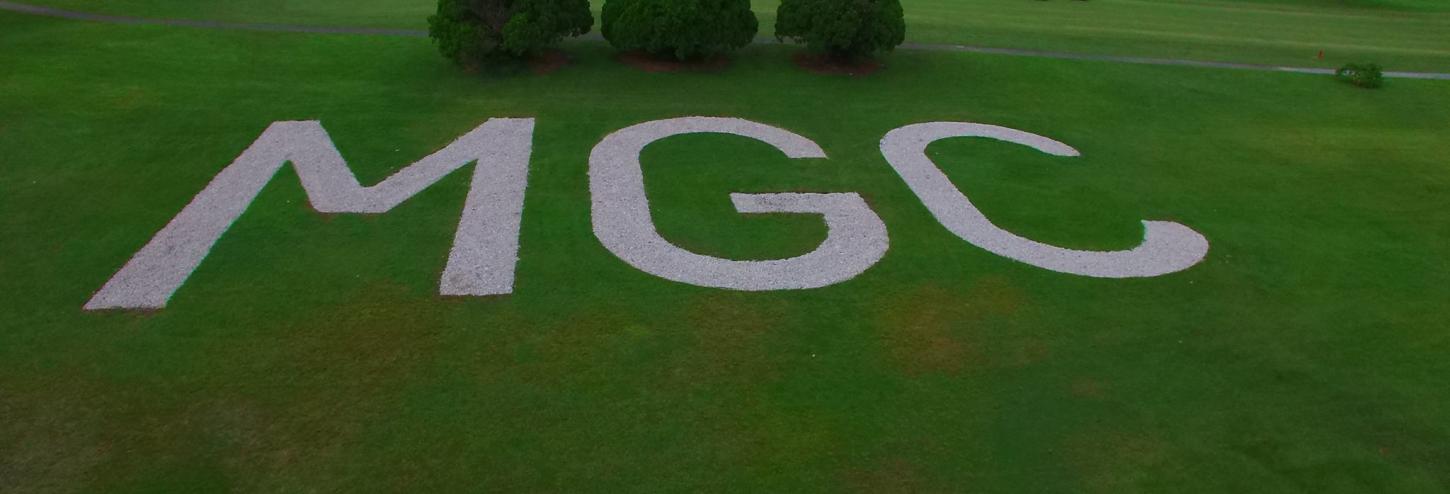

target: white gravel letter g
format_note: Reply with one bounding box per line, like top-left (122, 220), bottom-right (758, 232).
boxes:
top-left (590, 117), bottom-right (889, 290)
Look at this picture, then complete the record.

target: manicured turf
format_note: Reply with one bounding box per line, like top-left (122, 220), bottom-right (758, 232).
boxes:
top-left (16, 0), bottom-right (1450, 70)
top-left (3, 8), bottom-right (1450, 493)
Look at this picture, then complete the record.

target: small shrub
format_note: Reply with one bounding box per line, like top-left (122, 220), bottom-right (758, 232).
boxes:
top-left (775, 0), bottom-right (905, 61)
top-left (601, 0), bottom-right (758, 60)
top-left (428, 0), bottom-right (593, 67)
top-left (1336, 63), bottom-right (1384, 89)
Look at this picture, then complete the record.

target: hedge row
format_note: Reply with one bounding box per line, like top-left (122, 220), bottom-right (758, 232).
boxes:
top-left (429, 0), bottom-right (906, 66)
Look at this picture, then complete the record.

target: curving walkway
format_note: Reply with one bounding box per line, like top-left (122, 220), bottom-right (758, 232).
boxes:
top-left (2, 0), bottom-right (1447, 80)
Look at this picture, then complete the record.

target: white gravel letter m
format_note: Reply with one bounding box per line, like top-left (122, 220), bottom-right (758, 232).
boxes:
top-left (85, 119), bottom-right (535, 310)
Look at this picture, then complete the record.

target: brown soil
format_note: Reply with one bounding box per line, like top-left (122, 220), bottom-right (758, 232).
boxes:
top-left (616, 51), bottom-right (731, 73)
top-left (791, 52), bottom-right (882, 76)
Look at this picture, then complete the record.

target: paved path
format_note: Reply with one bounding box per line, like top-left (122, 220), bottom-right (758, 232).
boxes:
top-left (3, 0), bottom-right (1448, 80)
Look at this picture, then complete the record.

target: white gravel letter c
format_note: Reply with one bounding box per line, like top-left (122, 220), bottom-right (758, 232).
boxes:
top-left (880, 122), bottom-right (1208, 278)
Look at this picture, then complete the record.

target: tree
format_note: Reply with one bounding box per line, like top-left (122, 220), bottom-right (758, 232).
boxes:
top-left (775, 0), bottom-right (905, 61)
top-left (428, 0), bottom-right (593, 66)
top-left (601, 0), bottom-right (758, 60)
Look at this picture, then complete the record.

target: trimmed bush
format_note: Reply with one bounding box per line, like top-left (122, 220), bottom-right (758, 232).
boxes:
top-left (601, 0), bottom-right (758, 60)
top-left (775, 0), bottom-right (906, 60)
top-left (1336, 63), bottom-right (1384, 89)
top-left (428, 0), bottom-right (593, 66)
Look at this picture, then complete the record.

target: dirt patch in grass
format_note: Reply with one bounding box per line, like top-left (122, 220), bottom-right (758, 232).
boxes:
top-left (791, 52), bottom-right (882, 77)
top-left (617, 51), bottom-right (731, 73)
top-left (961, 274), bottom-right (1027, 316)
top-left (876, 276), bottom-right (1042, 376)
top-left (877, 284), bottom-right (981, 376)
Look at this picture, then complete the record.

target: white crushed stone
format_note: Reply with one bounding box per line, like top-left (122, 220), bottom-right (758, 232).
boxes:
top-left (879, 122), bottom-right (1208, 278)
top-left (589, 117), bottom-right (889, 290)
top-left (85, 118), bottom-right (535, 310)
top-left (86, 116), bottom-right (1203, 310)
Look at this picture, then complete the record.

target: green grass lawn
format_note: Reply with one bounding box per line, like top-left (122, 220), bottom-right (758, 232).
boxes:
top-left (16, 0), bottom-right (1450, 70)
top-left (3, 7), bottom-right (1450, 493)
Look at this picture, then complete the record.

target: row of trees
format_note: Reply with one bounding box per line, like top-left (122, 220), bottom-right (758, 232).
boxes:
top-left (429, 0), bottom-right (905, 66)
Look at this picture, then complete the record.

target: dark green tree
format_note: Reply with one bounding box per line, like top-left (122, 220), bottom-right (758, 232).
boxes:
top-left (428, 0), bottom-right (593, 66)
top-left (775, 0), bottom-right (905, 61)
top-left (601, 0), bottom-right (758, 61)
